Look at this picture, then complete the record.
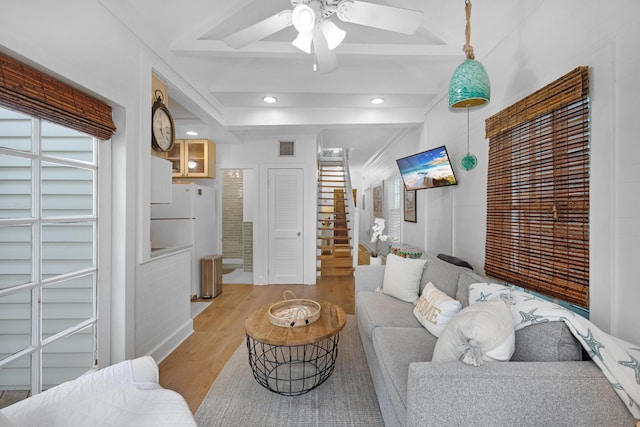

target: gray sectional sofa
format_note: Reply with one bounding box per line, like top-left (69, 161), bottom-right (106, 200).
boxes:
top-left (355, 253), bottom-right (636, 426)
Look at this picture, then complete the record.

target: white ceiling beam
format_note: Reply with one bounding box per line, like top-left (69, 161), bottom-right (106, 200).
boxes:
top-left (170, 39), bottom-right (462, 58)
top-left (222, 106), bottom-right (426, 128)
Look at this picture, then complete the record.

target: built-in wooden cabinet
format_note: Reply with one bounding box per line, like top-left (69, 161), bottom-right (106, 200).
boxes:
top-left (164, 139), bottom-right (216, 178)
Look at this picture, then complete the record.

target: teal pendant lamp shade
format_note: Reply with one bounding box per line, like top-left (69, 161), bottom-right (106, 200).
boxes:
top-left (448, 0), bottom-right (490, 110)
top-left (449, 59), bottom-right (490, 108)
top-left (449, 0), bottom-right (489, 172)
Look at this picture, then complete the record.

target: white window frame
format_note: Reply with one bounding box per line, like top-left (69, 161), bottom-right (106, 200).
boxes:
top-left (0, 108), bottom-right (110, 396)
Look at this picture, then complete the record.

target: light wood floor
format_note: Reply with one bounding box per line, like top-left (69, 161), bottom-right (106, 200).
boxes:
top-left (158, 276), bottom-right (356, 413)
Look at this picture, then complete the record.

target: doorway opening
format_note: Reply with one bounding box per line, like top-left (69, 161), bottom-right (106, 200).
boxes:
top-left (221, 169), bottom-right (254, 284)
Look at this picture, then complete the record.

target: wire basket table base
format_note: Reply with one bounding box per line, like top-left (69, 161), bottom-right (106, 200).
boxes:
top-left (246, 333), bottom-right (340, 396)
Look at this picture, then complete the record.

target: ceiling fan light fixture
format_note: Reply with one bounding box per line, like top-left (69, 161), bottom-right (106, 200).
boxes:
top-left (292, 31), bottom-right (313, 53)
top-left (321, 20), bottom-right (346, 50)
top-left (292, 4), bottom-right (318, 34)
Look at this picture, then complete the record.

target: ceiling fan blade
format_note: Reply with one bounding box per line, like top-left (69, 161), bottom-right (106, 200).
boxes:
top-left (336, 0), bottom-right (423, 35)
top-left (224, 9), bottom-right (293, 49)
top-left (313, 28), bottom-right (338, 73)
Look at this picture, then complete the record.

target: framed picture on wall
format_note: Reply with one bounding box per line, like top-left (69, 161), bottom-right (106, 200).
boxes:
top-left (373, 185), bottom-right (383, 218)
top-left (404, 189), bottom-right (416, 223)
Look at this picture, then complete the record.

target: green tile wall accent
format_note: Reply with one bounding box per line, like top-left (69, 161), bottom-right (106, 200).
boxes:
top-left (222, 170), bottom-right (243, 259)
top-left (243, 221), bottom-right (253, 272)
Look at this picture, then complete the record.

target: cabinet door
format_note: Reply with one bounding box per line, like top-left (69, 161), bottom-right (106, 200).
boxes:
top-left (185, 141), bottom-right (208, 177)
top-left (184, 140), bottom-right (215, 178)
top-left (166, 140), bottom-right (184, 176)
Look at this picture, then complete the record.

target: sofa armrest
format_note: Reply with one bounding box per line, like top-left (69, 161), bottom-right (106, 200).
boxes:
top-left (355, 265), bottom-right (385, 293)
top-left (406, 361), bottom-right (636, 426)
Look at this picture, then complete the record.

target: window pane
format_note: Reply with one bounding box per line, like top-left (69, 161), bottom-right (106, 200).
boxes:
top-left (0, 288), bottom-right (33, 361)
top-left (42, 275), bottom-right (94, 337)
top-left (42, 324), bottom-right (94, 390)
top-left (42, 162), bottom-right (94, 217)
top-left (0, 225), bottom-right (32, 289)
top-left (42, 222), bottom-right (94, 278)
top-left (42, 121), bottom-right (94, 162)
top-left (0, 107), bottom-right (32, 152)
top-left (0, 353), bottom-right (32, 404)
top-left (0, 154), bottom-right (32, 219)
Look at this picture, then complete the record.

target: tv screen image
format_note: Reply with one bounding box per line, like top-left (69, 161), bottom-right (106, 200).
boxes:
top-left (396, 146), bottom-right (458, 190)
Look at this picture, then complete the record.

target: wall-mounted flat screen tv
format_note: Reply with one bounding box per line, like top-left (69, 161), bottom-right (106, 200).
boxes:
top-left (396, 145), bottom-right (458, 190)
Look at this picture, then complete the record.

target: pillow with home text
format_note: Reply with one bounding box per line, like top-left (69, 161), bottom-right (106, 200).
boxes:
top-left (413, 282), bottom-right (462, 337)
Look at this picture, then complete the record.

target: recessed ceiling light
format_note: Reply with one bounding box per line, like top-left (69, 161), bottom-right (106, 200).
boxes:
top-left (186, 131), bottom-right (198, 136)
top-left (370, 97), bottom-right (384, 105)
top-left (263, 96), bottom-right (277, 104)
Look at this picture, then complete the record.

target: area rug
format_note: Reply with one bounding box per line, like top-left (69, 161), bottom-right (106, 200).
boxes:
top-left (195, 315), bottom-right (383, 426)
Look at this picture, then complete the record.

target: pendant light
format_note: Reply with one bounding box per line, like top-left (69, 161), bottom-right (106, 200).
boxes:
top-left (448, 0), bottom-right (490, 109)
top-left (448, 0), bottom-right (489, 171)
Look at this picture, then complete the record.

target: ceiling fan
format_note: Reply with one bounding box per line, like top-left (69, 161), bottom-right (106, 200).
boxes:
top-left (223, 0), bottom-right (423, 73)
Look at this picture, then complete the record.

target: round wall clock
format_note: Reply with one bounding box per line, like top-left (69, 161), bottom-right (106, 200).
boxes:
top-left (151, 91), bottom-right (175, 152)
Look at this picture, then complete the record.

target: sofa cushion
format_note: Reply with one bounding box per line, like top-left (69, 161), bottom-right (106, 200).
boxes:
top-left (413, 282), bottom-right (462, 337)
top-left (372, 327), bottom-right (437, 425)
top-left (455, 270), bottom-right (487, 307)
top-left (356, 291), bottom-right (422, 340)
top-left (432, 298), bottom-right (516, 366)
top-left (420, 253), bottom-right (465, 298)
top-left (512, 322), bottom-right (583, 362)
top-left (381, 254), bottom-right (427, 303)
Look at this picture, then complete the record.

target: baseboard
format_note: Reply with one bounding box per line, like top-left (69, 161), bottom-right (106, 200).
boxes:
top-left (148, 319), bottom-right (193, 363)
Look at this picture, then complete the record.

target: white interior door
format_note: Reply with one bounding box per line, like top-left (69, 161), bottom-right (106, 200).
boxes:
top-left (268, 168), bottom-right (304, 284)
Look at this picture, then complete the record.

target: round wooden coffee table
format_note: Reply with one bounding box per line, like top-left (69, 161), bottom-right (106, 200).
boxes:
top-left (245, 300), bottom-right (346, 396)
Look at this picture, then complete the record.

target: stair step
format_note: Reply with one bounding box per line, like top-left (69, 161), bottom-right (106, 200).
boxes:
top-left (318, 268), bottom-right (355, 277)
top-left (317, 260), bottom-right (353, 268)
top-left (317, 244), bottom-right (353, 251)
top-left (317, 235), bottom-right (352, 241)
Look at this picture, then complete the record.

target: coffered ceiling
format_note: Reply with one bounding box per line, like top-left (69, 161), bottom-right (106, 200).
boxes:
top-left (99, 0), bottom-right (541, 171)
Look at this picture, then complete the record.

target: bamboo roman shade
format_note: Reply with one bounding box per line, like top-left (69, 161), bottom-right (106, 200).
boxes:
top-left (484, 66), bottom-right (590, 308)
top-left (0, 52), bottom-right (116, 140)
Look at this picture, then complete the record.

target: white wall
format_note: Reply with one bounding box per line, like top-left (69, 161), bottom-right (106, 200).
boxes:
top-left (357, 127), bottom-right (425, 252)
top-left (421, 0), bottom-right (640, 344)
top-left (216, 135), bottom-right (318, 285)
top-left (0, 0), bottom-right (211, 364)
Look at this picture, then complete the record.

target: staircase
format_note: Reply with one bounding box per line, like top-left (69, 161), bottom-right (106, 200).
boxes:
top-left (317, 157), bottom-right (354, 277)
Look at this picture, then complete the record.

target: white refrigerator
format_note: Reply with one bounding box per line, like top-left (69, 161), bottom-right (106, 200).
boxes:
top-left (151, 183), bottom-right (216, 298)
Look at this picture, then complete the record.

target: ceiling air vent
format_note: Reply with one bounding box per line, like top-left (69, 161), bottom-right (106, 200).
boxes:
top-left (279, 140), bottom-right (295, 157)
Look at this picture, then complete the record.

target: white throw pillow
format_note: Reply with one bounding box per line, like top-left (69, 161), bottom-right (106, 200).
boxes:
top-left (381, 254), bottom-right (427, 303)
top-left (432, 298), bottom-right (515, 366)
top-left (413, 282), bottom-right (463, 337)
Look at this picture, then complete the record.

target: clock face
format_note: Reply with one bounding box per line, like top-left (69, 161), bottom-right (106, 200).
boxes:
top-left (152, 106), bottom-right (175, 151)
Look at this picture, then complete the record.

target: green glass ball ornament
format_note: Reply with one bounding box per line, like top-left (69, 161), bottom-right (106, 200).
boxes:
top-left (459, 153), bottom-right (478, 171)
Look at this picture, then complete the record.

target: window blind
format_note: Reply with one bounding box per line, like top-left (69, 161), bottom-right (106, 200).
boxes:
top-left (484, 66), bottom-right (590, 308)
top-left (0, 52), bottom-right (116, 140)
top-left (385, 176), bottom-right (401, 243)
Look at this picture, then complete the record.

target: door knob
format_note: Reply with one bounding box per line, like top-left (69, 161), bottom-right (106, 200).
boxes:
top-left (297, 232), bottom-right (301, 236)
